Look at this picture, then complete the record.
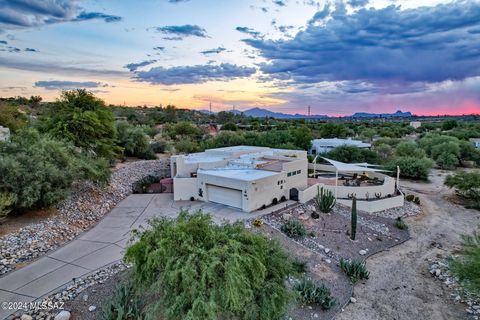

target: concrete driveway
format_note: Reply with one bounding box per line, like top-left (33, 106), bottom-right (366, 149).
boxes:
top-left (0, 194), bottom-right (294, 319)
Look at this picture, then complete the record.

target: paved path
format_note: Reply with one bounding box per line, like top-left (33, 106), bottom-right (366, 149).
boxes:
top-left (0, 194), bottom-right (294, 319)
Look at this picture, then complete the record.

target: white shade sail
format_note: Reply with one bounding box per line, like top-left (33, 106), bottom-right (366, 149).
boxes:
top-left (321, 157), bottom-right (390, 173)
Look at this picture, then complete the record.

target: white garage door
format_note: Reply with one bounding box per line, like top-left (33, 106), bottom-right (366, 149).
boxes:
top-left (207, 185), bottom-right (242, 209)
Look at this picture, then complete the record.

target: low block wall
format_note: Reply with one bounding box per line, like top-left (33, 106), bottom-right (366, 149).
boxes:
top-left (337, 194), bottom-right (404, 213)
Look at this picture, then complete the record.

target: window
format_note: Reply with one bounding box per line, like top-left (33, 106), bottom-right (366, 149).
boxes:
top-left (297, 170), bottom-right (301, 174)
top-left (287, 172), bottom-right (292, 177)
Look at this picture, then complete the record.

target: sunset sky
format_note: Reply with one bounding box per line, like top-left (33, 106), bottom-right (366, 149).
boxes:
top-left (0, 0), bottom-right (479, 116)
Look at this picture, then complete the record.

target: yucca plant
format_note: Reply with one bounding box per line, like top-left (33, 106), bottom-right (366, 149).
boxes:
top-left (314, 186), bottom-right (336, 214)
top-left (101, 282), bottom-right (144, 320)
top-left (281, 219), bottom-right (307, 239)
top-left (394, 217), bottom-right (408, 230)
top-left (293, 277), bottom-right (337, 310)
top-left (339, 258), bottom-right (370, 284)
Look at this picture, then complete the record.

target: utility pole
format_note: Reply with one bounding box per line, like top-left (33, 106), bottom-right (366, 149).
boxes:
top-left (308, 105), bottom-right (311, 117)
top-left (209, 101), bottom-right (212, 114)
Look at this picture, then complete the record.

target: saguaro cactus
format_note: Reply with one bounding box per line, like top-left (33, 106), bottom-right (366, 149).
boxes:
top-left (351, 196), bottom-right (357, 240)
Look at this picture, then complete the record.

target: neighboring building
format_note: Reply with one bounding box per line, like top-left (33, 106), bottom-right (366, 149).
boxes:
top-left (470, 138), bottom-right (480, 149)
top-left (0, 126), bottom-right (10, 142)
top-left (171, 146), bottom-right (308, 212)
top-left (309, 138), bottom-right (371, 155)
top-left (410, 121), bottom-right (422, 129)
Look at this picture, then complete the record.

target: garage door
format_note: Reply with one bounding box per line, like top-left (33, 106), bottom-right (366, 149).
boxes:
top-left (207, 185), bottom-right (242, 209)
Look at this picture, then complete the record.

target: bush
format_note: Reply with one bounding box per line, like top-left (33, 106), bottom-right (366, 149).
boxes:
top-left (445, 171), bottom-right (480, 209)
top-left (125, 211), bottom-right (295, 320)
top-left (323, 145), bottom-right (380, 164)
top-left (413, 196), bottom-right (420, 205)
top-left (294, 278), bottom-right (336, 310)
top-left (101, 282), bottom-right (144, 320)
top-left (339, 259), bottom-right (370, 284)
top-left (39, 89), bottom-right (120, 160)
top-left (314, 186), bottom-right (336, 214)
top-left (387, 156), bottom-right (434, 180)
top-left (116, 121), bottom-right (156, 159)
top-left (405, 194), bottom-right (415, 202)
top-left (0, 193), bottom-right (16, 218)
top-left (0, 129), bottom-right (110, 213)
top-left (281, 219), bottom-right (307, 239)
top-left (394, 217), bottom-right (408, 230)
top-left (448, 231), bottom-right (480, 294)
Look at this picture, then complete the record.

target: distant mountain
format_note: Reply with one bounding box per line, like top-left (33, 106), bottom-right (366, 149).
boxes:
top-left (350, 110), bottom-right (413, 118)
top-left (199, 107), bottom-right (329, 119)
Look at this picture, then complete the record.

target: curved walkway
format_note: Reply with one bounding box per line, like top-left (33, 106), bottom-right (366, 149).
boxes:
top-left (0, 193), bottom-right (294, 319)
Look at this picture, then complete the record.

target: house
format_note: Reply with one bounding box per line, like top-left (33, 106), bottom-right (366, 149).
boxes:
top-left (410, 121), bottom-right (422, 129)
top-left (0, 126), bottom-right (10, 142)
top-left (470, 138), bottom-right (480, 149)
top-left (309, 138), bottom-right (371, 155)
top-left (171, 146), bottom-right (308, 212)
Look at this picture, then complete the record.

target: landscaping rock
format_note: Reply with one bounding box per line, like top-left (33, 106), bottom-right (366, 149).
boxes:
top-left (88, 305), bottom-right (96, 312)
top-left (0, 160), bottom-right (169, 275)
top-left (350, 297), bottom-right (357, 303)
top-left (54, 310), bottom-right (71, 320)
top-left (359, 249), bottom-right (367, 255)
top-left (20, 315), bottom-right (33, 320)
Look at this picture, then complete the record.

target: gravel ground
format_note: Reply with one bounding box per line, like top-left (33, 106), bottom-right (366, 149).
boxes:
top-left (0, 160), bottom-right (170, 276)
top-left (336, 170), bottom-right (480, 320)
top-left (262, 200), bottom-right (412, 263)
top-left (8, 263), bottom-right (129, 320)
top-left (428, 257), bottom-right (480, 319)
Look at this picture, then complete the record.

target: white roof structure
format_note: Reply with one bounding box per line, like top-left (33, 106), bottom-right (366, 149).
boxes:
top-left (321, 157), bottom-right (390, 172)
top-left (198, 168), bottom-right (277, 181)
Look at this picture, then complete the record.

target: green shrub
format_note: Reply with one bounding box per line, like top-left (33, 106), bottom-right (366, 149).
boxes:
top-left (293, 278), bottom-right (336, 310)
top-left (39, 89), bottom-right (120, 160)
top-left (292, 259), bottom-right (308, 274)
top-left (0, 193), bottom-right (16, 218)
top-left (448, 231), bottom-right (480, 294)
top-left (314, 186), bottom-right (336, 214)
top-left (101, 281), bottom-right (144, 320)
top-left (413, 196), bottom-right (421, 205)
top-left (339, 259), bottom-right (370, 284)
top-left (281, 219), bottom-right (307, 239)
top-left (0, 129), bottom-right (110, 213)
top-left (116, 121), bottom-right (156, 160)
top-left (405, 194), bottom-right (415, 202)
top-left (445, 171), bottom-right (480, 209)
top-left (387, 156), bottom-right (434, 180)
top-left (125, 211), bottom-right (294, 320)
top-left (394, 217), bottom-right (408, 230)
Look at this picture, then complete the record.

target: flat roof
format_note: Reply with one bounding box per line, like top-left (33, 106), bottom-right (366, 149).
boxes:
top-left (206, 145), bottom-right (269, 153)
top-left (198, 168), bottom-right (278, 181)
top-left (183, 153), bottom-right (225, 164)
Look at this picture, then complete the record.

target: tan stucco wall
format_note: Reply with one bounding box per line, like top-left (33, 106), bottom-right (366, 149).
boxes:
top-left (173, 177), bottom-right (198, 200)
top-left (337, 194), bottom-right (404, 213)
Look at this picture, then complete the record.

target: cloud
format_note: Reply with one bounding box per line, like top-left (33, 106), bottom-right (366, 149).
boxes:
top-left (168, 0), bottom-right (190, 2)
top-left (0, 40), bottom-right (7, 44)
top-left (0, 46), bottom-right (20, 52)
top-left (124, 60), bottom-right (157, 72)
top-left (34, 80), bottom-right (108, 90)
top-left (153, 46), bottom-right (165, 51)
top-left (74, 11), bottom-right (122, 23)
top-left (24, 47), bottom-right (37, 52)
top-left (200, 47), bottom-right (226, 55)
top-left (347, 0), bottom-right (369, 7)
top-left (0, 0), bottom-right (122, 32)
top-left (162, 36), bottom-right (183, 41)
top-left (0, 57), bottom-right (128, 77)
top-left (134, 63), bottom-right (256, 85)
top-left (272, 0), bottom-right (287, 7)
top-left (235, 26), bottom-right (262, 38)
top-left (245, 1), bottom-right (480, 86)
top-left (154, 24), bottom-right (208, 38)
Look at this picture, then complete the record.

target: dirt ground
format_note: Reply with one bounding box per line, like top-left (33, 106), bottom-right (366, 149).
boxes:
top-left (336, 169), bottom-right (480, 320)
